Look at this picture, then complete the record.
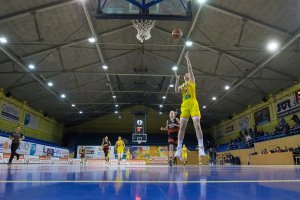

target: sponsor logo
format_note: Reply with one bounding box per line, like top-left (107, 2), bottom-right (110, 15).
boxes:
top-left (54, 148), bottom-right (62, 156)
top-left (51, 157), bottom-right (60, 163)
top-left (24, 155), bottom-right (39, 163)
top-left (277, 94), bottom-right (300, 117)
top-left (277, 99), bottom-right (292, 113)
top-left (59, 158), bottom-right (69, 164)
top-left (69, 159), bottom-right (81, 164)
top-left (39, 156), bottom-right (52, 163)
top-left (1, 103), bottom-right (20, 121)
top-left (85, 150), bottom-right (95, 154)
top-left (47, 148), bottom-right (54, 156)
top-left (30, 144), bottom-right (36, 155)
top-left (0, 142), bottom-right (10, 151)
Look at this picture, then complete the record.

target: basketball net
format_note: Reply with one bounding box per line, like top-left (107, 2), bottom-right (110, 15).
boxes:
top-left (132, 20), bottom-right (155, 43)
top-left (137, 137), bottom-right (142, 144)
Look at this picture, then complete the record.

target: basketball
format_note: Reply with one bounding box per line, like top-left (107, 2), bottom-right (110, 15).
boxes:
top-left (172, 28), bottom-right (183, 39)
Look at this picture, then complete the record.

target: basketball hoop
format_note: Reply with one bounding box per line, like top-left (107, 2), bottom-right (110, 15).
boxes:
top-left (132, 20), bottom-right (155, 43)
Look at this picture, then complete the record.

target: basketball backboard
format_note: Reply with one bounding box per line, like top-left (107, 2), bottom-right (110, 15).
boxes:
top-left (96, 0), bottom-right (192, 21)
top-left (132, 133), bottom-right (147, 144)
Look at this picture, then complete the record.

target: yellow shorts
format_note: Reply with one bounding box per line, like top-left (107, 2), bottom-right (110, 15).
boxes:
top-left (117, 150), bottom-right (124, 154)
top-left (182, 153), bottom-right (187, 159)
top-left (180, 100), bottom-right (201, 118)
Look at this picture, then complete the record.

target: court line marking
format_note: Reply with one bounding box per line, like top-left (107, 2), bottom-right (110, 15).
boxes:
top-left (0, 180), bottom-right (300, 183)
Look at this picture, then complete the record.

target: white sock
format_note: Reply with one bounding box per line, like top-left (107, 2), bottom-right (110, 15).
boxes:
top-left (178, 140), bottom-right (183, 148)
top-left (198, 139), bottom-right (204, 147)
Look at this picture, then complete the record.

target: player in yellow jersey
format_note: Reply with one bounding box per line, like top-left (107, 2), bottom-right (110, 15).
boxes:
top-left (174, 52), bottom-right (205, 160)
top-left (182, 144), bottom-right (190, 165)
top-left (126, 149), bottom-right (131, 160)
top-left (115, 136), bottom-right (125, 164)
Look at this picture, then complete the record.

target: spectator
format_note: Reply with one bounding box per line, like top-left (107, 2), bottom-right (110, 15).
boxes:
top-left (244, 133), bottom-right (251, 147)
top-left (268, 149), bottom-right (272, 154)
top-left (294, 145), bottom-right (300, 153)
top-left (292, 114), bottom-right (300, 129)
top-left (249, 128), bottom-right (254, 138)
top-left (243, 129), bottom-right (248, 136)
top-left (276, 146), bottom-right (284, 152)
top-left (245, 134), bottom-right (251, 142)
top-left (278, 118), bottom-right (290, 134)
top-left (254, 126), bottom-right (258, 136)
top-left (226, 153), bottom-right (234, 164)
top-left (228, 139), bottom-right (234, 150)
top-left (239, 131), bottom-right (245, 141)
top-left (220, 154), bottom-right (225, 165)
top-left (257, 130), bottom-right (264, 137)
top-left (261, 149), bottom-right (268, 154)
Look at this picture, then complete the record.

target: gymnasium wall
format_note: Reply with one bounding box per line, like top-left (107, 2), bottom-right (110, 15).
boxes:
top-left (212, 83), bottom-right (300, 144)
top-left (66, 107), bottom-right (198, 135)
top-left (218, 135), bottom-right (300, 165)
top-left (0, 89), bottom-right (64, 144)
top-left (254, 134), bottom-right (300, 153)
top-left (175, 152), bottom-right (209, 165)
top-left (63, 132), bottom-right (200, 150)
top-left (217, 149), bottom-right (253, 165)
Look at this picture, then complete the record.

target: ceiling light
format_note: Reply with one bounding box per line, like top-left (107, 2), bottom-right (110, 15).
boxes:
top-left (115, 111), bottom-right (118, 114)
top-left (71, 104), bottom-right (75, 107)
top-left (88, 37), bottom-right (96, 43)
top-left (112, 95), bottom-right (116, 99)
top-left (197, 0), bottom-right (206, 4)
top-left (185, 40), bottom-right (193, 47)
top-left (61, 94), bottom-right (66, 99)
top-left (119, 116), bottom-right (122, 119)
top-left (79, 111), bottom-right (83, 114)
top-left (159, 112), bottom-right (162, 115)
top-left (172, 66), bottom-right (178, 71)
top-left (0, 37), bottom-right (8, 44)
top-left (267, 41), bottom-right (279, 52)
top-left (102, 65), bottom-right (108, 70)
top-left (28, 64), bottom-right (35, 70)
top-left (162, 96), bottom-right (166, 99)
top-left (225, 85), bottom-right (230, 90)
top-left (115, 104), bottom-right (119, 107)
top-left (159, 105), bottom-right (163, 108)
top-left (169, 84), bottom-right (174, 88)
top-left (212, 96), bottom-right (217, 101)
top-left (47, 81), bottom-right (53, 87)
top-left (202, 105), bottom-right (207, 109)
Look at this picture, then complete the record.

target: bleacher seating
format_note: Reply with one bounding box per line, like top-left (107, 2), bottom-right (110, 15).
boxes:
top-left (0, 129), bottom-right (69, 150)
top-left (217, 128), bottom-right (300, 152)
